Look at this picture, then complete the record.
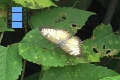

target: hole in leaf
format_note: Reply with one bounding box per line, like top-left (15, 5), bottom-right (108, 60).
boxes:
top-left (61, 14), bottom-right (66, 20)
top-left (106, 49), bottom-right (111, 54)
top-left (55, 14), bottom-right (66, 23)
top-left (93, 48), bottom-right (98, 53)
top-left (71, 23), bottom-right (77, 27)
top-left (103, 45), bottom-right (105, 49)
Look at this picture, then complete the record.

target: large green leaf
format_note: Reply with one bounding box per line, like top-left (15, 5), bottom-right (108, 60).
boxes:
top-left (13, 0), bottom-right (57, 9)
top-left (19, 28), bottom-right (89, 67)
top-left (30, 7), bottom-right (95, 33)
top-left (83, 24), bottom-right (120, 57)
top-left (41, 63), bottom-right (119, 80)
top-left (0, 44), bottom-right (22, 80)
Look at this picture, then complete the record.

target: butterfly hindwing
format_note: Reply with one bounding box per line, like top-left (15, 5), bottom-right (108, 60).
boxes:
top-left (59, 36), bottom-right (82, 57)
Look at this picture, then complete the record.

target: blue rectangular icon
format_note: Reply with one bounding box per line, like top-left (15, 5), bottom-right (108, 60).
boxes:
top-left (11, 7), bottom-right (22, 28)
top-left (12, 13), bottom-right (22, 21)
top-left (12, 7), bottom-right (22, 12)
top-left (12, 22), bottom-right (22, 28)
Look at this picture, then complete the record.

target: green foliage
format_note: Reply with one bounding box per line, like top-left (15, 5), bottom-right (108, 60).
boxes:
top-left (41, 63), bottom-right (119, 80)
top-left (13, 0), bottom-right (57, 9)
top-left (0, 18), bottom-right (14, 32)
top-left (0, 0), bottom-right (14, 32)
top-left (83, 24), bottom-right (120, 57)
top-left (0, 44), bottom-right (22, 80)
top-left (0, 0), bottom-right (8, 10)
top-left (51, 0), bottom-right (93, 10)
top-left (19, 28), bottom-right (88, 67)
top-left (0, 0), bottom-right (120, 80)
top-left (19, 8), bottom-right (96, 67)
top-left (30, 7), bottom-right (95, 32)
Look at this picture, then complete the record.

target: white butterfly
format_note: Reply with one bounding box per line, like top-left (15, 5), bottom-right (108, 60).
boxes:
top-left (39, 27), bottom-right (82, 57)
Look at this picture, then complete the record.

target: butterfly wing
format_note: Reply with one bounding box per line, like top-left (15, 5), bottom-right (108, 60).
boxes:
top-left (59, 36), bottom-right (82, 57)
top-left (39, 28), bottom-right (71, 44)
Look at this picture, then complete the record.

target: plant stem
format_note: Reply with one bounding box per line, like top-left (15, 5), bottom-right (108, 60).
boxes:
top-left (39, 65), bottom-right (44, 80)
top-left (20, 60), bottom-right (27, 80)
top-left (0, 32), bottom-right (4, 44)
top-left (103, 0), bottom-right (118, 25)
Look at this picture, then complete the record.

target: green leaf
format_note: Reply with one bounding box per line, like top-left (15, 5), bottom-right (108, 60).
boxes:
top-left (0, 0), bottom-right (9, 10)
top-left (41, 63), bottom-right (119, 80)
top-left (30, 7), bottom-right (95, 33)
top-left (83, 24), bottom-right (120, 57)
top-left (24, 73), bottom-right (39, 80)
top-left (73, 0), bottom-right (93, 10)
top-left (13, 0), bottom-right (57, 9)
top-left (19, 28), bottom-right (89, 67)
top-left (0, 6), bottom-right (7, 17)
top-left (0, 18), bottom-right (14, 32)
top-left (0, 44), bottom-right (22, 80)
top-left (100, 75), bottom-right (120, 80)
top-left (52, 0), bottom-right (93, 10)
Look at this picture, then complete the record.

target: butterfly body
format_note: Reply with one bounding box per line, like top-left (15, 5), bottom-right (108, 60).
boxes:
top-left (39, 27), bottom-right (82, 57)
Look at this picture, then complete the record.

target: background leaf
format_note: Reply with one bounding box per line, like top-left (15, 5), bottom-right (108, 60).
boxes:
top-left (83, 24), bottom-right (120, 58)
top-left (24, 73), bottom-right (39, 80)
top-left (0, 44), bottom-right (22, 80)
top-left (13, 0), bottom-right (57, 9)
top-left (52, 0), bottom-right (93, 10)
top-left (30, 7), bottom-right (95, 34)
top-left (0, 18), bottom-right (14, 32)
top-left (41, 63), bottom-right (119, 80)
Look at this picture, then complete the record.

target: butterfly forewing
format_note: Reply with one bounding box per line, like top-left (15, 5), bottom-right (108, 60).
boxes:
top-left (56, 29), bottom-right (71, 42)
top-left (39, 28), bottom-right (71, 44)
top-left (60, 36), bottom-right (82, 57)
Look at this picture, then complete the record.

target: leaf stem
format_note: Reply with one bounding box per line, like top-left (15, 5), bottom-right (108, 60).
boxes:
top-left (39, 65), bottom-right (44, 80)
top-left (20, 60), bottom-right (27, 80)
top-left (0, 32), bottom-right (4, 44)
